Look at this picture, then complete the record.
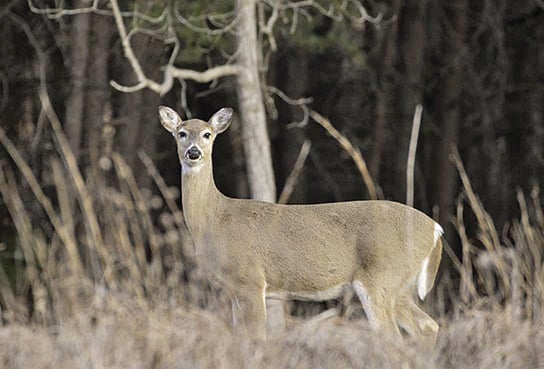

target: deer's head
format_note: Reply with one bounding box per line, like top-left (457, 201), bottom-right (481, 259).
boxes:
top-left (159, 106), bottom-right (233, 169)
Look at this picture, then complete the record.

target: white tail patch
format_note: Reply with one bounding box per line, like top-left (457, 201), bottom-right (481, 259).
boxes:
top-left (418, 222), bottom-right (443, 300)
top-left (434, 223), bottom-right (444, 246)
top-left (417, 256), bottom-right (430, 300)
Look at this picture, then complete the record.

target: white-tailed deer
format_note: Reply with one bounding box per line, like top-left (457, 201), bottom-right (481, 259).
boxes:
top-left (159, 106), bottom-right (443, 344)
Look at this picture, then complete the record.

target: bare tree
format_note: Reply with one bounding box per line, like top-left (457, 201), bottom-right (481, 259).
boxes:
top-left (64, 0), bottom-right (90, 160)
top-left (371, 0), bottom-right (400, 179)
top-left (235, 0), bottom-right (276, 202)
top-left (86, 8), bottom-right (113, 174)
top-left (437, 0), bottom-right (466, 225)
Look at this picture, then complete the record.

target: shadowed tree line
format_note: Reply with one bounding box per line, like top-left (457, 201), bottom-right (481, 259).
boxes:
top-left (0, 0), bottom-right (543, 276)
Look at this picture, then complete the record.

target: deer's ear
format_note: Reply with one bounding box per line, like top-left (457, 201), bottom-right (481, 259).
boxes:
top-left (158, 106), bottom-right (183, 133)
top-left (209, 108), bottom-right (233, 134)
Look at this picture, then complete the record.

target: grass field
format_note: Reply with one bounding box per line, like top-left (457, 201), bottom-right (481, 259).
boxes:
top-left (1, 126), bottom-right (543, 368)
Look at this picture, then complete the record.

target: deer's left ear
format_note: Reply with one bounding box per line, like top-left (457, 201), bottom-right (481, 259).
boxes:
top-left (209, 108), bottom-right (233, 134)
top-left (158, 106), bottom-right (183, 133)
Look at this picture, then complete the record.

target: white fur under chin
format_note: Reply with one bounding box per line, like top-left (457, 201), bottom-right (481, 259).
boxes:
top-left (182, 163), bottom-right (203, 174)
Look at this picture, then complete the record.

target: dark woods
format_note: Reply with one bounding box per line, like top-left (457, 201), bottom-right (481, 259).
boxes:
top-left (0, 0), bottom-right (543, 311)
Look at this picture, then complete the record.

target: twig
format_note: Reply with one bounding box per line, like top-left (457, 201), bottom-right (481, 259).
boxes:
top-left (260, 0), bottom-right (281, 51)
top-left (28, 0), bottom-right (99, 19)
top-left (309, 110), bottom-right (378, 200)
top-left (179, 79), bottom-right (192, 119)
top-left (451, 148), bottom-right (509, 289)
top-left (406, 104), bottom-right (422, 207)
top-left (343, 0), bottom-right (383, 24)
top-left (174, 3), bottom-right (238, 35)
top-left (28, 0), bottom-right (168, 22)
top-left (453, 197), bottom-right (478, 303)
top-left (266, 86), bottom-right (313, 127)
top-left (278, 140), bottom-right (312, 204)
top-left (138, 151), bottom-right (186, 232)
top-left (109, 0), bottom-right (160, 92)
top-left (0, 164), bottom-right (49, 322)
top-left (112, 153), bottom-right (164, 278)
top-left (170, 65), bottom-right (240, 83)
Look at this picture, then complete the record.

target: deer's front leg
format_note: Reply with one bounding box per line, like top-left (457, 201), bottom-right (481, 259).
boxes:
top-left (231, 284), bottom-right (267, 339)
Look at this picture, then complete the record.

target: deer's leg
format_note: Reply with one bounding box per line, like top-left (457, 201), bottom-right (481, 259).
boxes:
top-left (395, 289), bottom-right (439, 347)
top-left (231, 284), bottom-right (267, 339)
top-left (352, 278), bottom-right (401, 338)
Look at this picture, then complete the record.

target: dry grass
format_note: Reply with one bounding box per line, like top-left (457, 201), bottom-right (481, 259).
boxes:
top-left (1, 123), bottom-right (544, 368)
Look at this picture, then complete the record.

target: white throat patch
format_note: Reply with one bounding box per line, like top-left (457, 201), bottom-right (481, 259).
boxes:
top-left (182, 162), bottom-right (203, 174)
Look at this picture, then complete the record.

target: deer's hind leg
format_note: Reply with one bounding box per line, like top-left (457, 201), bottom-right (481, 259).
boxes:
top-left (395, 288), bottom-right (439, 347)
top-left (352, 276), bottom-right (401, 339)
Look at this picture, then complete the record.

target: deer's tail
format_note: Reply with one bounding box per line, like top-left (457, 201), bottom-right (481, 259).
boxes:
top-left (417, 223), bottom-right (443, 300)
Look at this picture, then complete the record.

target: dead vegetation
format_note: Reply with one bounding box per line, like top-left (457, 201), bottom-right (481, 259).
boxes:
top-left (1, 123), bottom-right (543, 368)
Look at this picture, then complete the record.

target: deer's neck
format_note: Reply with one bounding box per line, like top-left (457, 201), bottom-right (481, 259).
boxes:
top-left (181, 160), bottom-right (223, 240)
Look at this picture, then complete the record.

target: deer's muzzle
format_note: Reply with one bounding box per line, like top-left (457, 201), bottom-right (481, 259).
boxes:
top-left (186, 146), bottom-right (202, 161)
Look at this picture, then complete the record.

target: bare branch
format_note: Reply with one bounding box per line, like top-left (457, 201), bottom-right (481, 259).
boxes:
top-left (309, 110), bottom-right (378, 200)
top-left (179, 79), bottom-right (192, 119)
top-left (109, 0), bottom-right (159, 91)
top-left (28, 0), bottom-right (100, 19)
top-left (342, 0), bottom-right (383, 24)
top-left (268, 0), bottom-right (343, 20)
top-left (406, 104), bottom-right (422, 207)
top-left (174, 3), bottom-right (237, 35)
top-left (266, 86), bottom-right (312, 127)
top-left (109, 80), bottom-right (149, 93)
top-left (170, 65), bottom-right (240, 83)
top-left (8, 12), bottom-right (45, 60)
top-left (278, 140), bottom-right (312, 204)
top-left (28, 0), bottom-right (168, 23)
top-left (260, 0), bottom-right (281, 51)
top-left (109, 0), bottom-right (239, 95)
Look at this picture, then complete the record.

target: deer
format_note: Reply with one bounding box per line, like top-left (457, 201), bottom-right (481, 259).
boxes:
top-left (159, 105), bottom-right (443, 345)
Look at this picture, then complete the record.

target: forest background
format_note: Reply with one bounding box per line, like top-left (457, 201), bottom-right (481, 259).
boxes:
top-left (0, 0), bottom-right (543, 368)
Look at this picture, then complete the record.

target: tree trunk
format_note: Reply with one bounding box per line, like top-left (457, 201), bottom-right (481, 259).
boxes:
top-left (86, 10), bottom-right (113, 172)
top-left (277, 47), bottom-right (308, 204)
top-left (119, 33), bottom-right (162, 189)
top-left (228, 115), bottom-right (250, 198)
top-left (119, 33), bottom-right (145, 171)
top-left (235, 0), bottom-right (276, 202)
top-left (64, 4), bottom-right (90, 161)
top-left (437, 0), bottom-right (466, 226)
top-left (371, 0), bottom-right (401, 180)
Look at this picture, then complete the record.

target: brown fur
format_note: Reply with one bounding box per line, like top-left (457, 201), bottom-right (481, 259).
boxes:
top-left (159, 106), bottom-right (443, 343)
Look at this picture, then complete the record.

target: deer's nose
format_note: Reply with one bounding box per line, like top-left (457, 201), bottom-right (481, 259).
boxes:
top-left (186, 146), bottom-right (202, 160)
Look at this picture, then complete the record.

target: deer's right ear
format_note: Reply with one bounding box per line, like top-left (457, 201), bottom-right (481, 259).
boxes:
top-left (158, 106), bottom-right (183, 133)
top-left (209, 108), bottom-right (233, 134)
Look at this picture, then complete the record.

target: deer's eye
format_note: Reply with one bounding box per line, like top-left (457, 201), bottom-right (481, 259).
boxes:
top-left (179, 131), bottom-right (187, 139)
top-left (203, 132), bottom-right (212, 139)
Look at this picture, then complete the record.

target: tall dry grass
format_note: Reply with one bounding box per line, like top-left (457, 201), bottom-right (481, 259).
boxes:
top-left (1, 121), bottom-right (544, 368)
